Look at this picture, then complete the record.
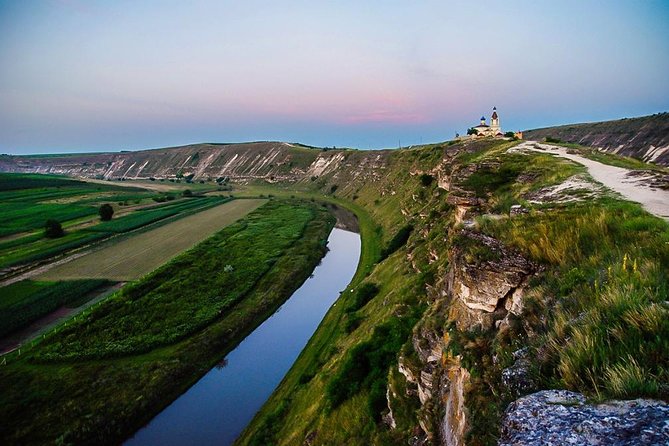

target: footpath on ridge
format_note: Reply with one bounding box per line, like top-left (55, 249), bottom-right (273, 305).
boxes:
top-left (521, 141), bottom-right (669, 221)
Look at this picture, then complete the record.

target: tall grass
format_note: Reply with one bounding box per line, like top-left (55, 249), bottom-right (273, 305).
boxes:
top-left (481, 197), bottom-right (669, 400)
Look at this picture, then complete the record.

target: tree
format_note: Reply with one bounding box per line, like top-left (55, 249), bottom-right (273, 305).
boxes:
top-left (99, 203), bottom-right (114, 221)
top-left (467, 127), bottom-right (479, 135)
top-left (45, 219), bottom-right (64, 238)
top-left (182, 189), bottom-right (193, 197)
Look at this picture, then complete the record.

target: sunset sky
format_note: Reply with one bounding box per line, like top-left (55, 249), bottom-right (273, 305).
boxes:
top-left (1, 0), bottom-right (668, 153)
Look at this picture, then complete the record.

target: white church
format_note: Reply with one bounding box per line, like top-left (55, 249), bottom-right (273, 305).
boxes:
top-left (469, 107), bottom-right (503, 137)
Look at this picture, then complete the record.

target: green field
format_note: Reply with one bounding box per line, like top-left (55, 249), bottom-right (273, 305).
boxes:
top-left (0, 173), bottom-right (90, 191)
top-left (0, 173), bottom-right (230, 272)
top-left (86, 196), bottom-right (228, 233)
top-left (0, 173), bottom-right (146, 237)
top-left (0, 199), bottom-right (95, 237)
top-left (0, 279), bottom-right (112, 339)
top-left (36, 200), bottom-right (305, 359)
top-left (38, 198), bottom-right (265, 281)
top-left (0, 199), bottom-right (335, 445)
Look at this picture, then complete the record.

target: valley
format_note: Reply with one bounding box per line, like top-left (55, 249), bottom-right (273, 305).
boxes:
top-left (0, 135), bottom-right (668, 445)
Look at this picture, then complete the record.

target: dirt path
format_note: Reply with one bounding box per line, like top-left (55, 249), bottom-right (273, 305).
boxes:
top-left (520, 141), bottom-right (669, 221)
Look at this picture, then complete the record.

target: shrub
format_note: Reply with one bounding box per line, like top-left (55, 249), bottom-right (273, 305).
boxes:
top-left (98, 203), bottom-right (114, 221)
top-left (419, 173), bottom-right (434, 187)
top-left (326, 316), bottom-right (418, 420)
top-left (44, 219), bottom-right (64, 238)
top-left (379, 224), bottom-right (413, 261)
top-left (182, 189), bottom-right (193, 197)
top-left (346, 282), bottom-right (380, 312)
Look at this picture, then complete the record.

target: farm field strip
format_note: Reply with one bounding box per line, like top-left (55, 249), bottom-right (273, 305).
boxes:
top-left (0, 196), bottom-right (228, 272)
top-left (38, 199), bottom-right (266, 281)
top-left (0, 279), bottom-right (117, 353)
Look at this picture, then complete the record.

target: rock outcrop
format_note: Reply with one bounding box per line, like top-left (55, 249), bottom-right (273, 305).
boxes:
top-left (499, 390), bottom-right (669, 446)
top-left (447, 231), bottom-right (536, 331)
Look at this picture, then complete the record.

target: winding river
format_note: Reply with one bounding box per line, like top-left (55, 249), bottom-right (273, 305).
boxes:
top-left (125, 227), bottom-right (361, 446)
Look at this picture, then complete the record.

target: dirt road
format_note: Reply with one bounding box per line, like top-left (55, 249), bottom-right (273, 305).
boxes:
top-left (520, 141), bottom-right (669, 221)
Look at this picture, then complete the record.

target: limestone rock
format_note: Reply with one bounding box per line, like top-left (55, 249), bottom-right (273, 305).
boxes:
top-left (499, 390), bottom-right (669, 446)
top-left (447, 231), bottom-right (536, 331)
top-left (439, 360), bottom-right (470, 446)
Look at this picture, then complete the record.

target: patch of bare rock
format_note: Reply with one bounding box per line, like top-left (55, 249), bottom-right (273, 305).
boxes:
top-left (499, 390), bottom-right (669, 446)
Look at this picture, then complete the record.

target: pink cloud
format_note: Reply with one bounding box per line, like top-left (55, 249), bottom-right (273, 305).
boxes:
top-left (338, 110), bottom-right (431, 125)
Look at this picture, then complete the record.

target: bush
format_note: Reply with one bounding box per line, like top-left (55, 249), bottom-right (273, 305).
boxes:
top-left (326, 316), bottom-right (418, 420)
top-left (419, 173), bottom-right (434, 187)
top-left (379, 224), bottom-right (413, 261)
top-left (545, 136), bottom-right (562, 143)
top-left (98, 203), bottom-right (114, 221)
top-left (44, 219), bottom-right (64, 238)
top-left (346, 282), bottom-right (380, 313)
top-left (182, 189), bottom-right (193, 197)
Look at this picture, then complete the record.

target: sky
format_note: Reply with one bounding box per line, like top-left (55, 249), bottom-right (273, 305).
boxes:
top-left (1, 0), bottom-right (668, 154)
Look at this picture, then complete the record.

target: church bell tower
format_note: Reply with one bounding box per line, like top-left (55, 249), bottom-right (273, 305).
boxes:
top-left (490, 107), bottom-right (500, 133)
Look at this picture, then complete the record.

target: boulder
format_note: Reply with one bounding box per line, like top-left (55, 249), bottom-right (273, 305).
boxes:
top-left (499, 390), bottom-right (669, 446)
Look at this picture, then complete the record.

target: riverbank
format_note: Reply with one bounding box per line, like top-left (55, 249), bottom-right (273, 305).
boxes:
top-left (0, 200), bottom-right (337, 444)
top-left (126, 228), bottom-right (360, 446)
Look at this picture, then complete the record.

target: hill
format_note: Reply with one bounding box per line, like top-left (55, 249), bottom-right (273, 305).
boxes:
top-left (523, 112), bottom-right (669, 165)
top-left (0, 142), bottom-right (337, 182)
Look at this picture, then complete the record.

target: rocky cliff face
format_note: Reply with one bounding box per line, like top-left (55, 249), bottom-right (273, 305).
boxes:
top-left (523, 112), bottom-right (669, 165)
top-left (384, 138), bottom-right (668, 446)
top-left (0, 142), bottom-right (343, 182)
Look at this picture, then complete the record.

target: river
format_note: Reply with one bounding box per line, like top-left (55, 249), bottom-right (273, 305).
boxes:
top-left (125, 227), bottom-right (361, 446)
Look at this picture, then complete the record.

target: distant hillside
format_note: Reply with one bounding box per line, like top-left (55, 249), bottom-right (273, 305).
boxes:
top-left (524, 112), bottom-right (669, 165)
top-left (0, 142), bottom-right (342, 182)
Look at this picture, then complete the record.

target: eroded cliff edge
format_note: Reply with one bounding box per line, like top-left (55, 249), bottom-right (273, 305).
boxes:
top-left (382, 140), bottom-right (669, 446)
